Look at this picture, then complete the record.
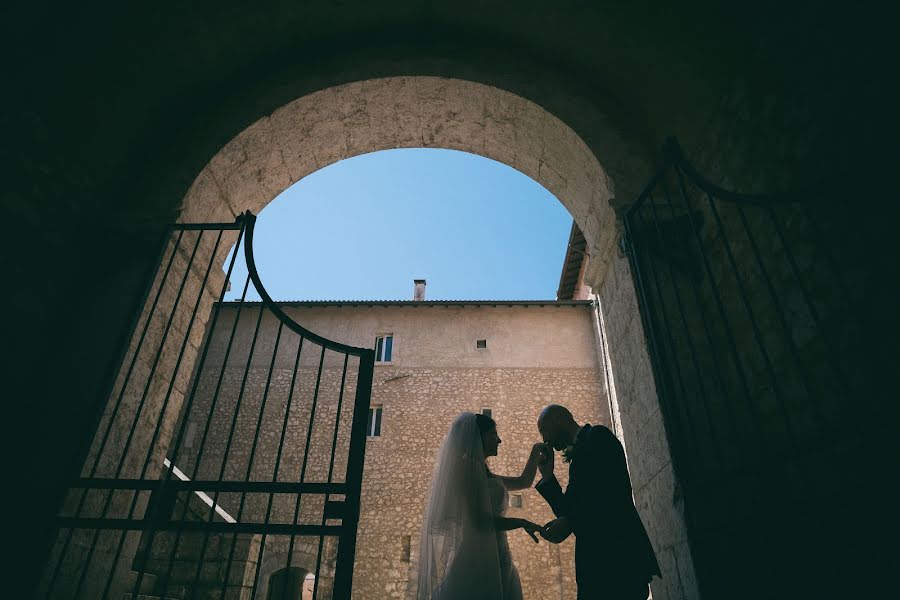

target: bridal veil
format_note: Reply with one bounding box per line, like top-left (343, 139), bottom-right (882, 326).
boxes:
top-left (416, 412), bottom-right (503, 600)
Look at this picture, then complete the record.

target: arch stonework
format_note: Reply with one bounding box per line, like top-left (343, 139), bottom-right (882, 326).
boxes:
top-left (169, 75), bottom-right (695, 600)
top-left (178, 76), bottom-right (621, 289)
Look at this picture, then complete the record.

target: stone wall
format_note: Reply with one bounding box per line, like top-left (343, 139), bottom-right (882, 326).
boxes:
top-left (595, 251), bottom-right (697, 600)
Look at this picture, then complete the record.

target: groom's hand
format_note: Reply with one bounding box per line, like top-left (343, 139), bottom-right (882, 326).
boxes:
top-left (537, 444), bottom-right (555, 479)
top-left (540, 517), bottom-right (571, 543)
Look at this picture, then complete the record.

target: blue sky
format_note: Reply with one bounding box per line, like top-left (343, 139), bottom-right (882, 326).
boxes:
top-left (223, 148), bottom-right (572, 301)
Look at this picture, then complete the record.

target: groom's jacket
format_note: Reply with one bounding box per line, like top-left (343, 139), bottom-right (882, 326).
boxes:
top-left (536, 424), bottom-right (660, 588)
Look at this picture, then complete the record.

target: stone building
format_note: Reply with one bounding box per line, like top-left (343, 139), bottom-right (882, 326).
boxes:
top-left (156, 272), bottom-right (612, 599)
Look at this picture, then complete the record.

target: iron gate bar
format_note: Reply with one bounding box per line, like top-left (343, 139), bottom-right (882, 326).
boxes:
top-left (653, 179), bottom-right (786, 594)
top-left (35, 221), bottom-right (177, 597)
top-left (66, 480), bottom-right (348, 493)
top-left (131, 225), bottom-right (251, 598)
top-left (282, 344), bottom-right (328, 591)
top-left (654, 181), bottom-right (786, 595)
top-left (674, 157), bottom-right (790, 591)
top-left (42, 212), bottom-right (377, 599)
top-left (656, 181), bottom-right (745, 477)
top-left (765, 205), bottom-right (855, 400)
top-left (332, 349), bottom-right (375, 600)
top-left (630, 197), bottom-right (766, 598)
top-left (622, 137), bottom-right (887, 597)
top-left (182, 285), bottom-right (268, 596)
top-left (74, 229), bottom-right (206, 599)
top-left (53, 519), bottom-right (344, 535)
top-left (677, 163), bottom-right (851, 590)
top-left (676, 162), bottom-right (858, 475)
top-left (44, 227), bottom-right (186, 598)
top-left (641, 197), bottom-right (706, 475)
top-left (241, 212), bottom-right (369, 357)
top-left (215, 319), bottom-right (287, 598)
top-left (249, 334), bottom-right (306, 598)
top-left (100, 229), bottom-right (227, 599)
top-left (663, 136), bottom-right (894, 366)
top-left (148, 272), bottom-right (255, 595)
top-left (672, 137), bottom-right (871, 420)
top-left (239, 211), bottom-right (375, 600)
top-left (310, 354), bottom-right (351, 600)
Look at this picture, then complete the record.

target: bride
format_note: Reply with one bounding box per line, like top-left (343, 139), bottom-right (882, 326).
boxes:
top-left (416, 412), bottom-right (547, 600)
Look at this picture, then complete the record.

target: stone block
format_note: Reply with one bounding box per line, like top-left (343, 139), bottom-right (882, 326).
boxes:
top-left (625, 407), bottom-right (671, 490)
top-left (654, 547), bottom-right (684, 600)
top-left (269, 98), bottom-right (320, 183)
top-left (364, 77), bottom-right (421, 149)
top-left (179, 166), bottom-right (235, 223)
top-left (207, 117), bottom-right (292, 216)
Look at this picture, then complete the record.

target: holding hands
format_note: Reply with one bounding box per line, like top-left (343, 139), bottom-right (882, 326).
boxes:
top-left (540, 517), bottom-right (572, 543)
top-left (517, 519), bottom-right (545, 543)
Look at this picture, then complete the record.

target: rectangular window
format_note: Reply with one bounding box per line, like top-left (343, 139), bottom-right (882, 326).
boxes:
top-left (509, 494), bottom-right (523, 508)
top-left (400, 535), bottom-right (411, 562)
top-left (481, 408), bottom-right (492, 418)
top-left (476, 339), bottom-right (487, 349)
top-left (375, 334), bottom-right (393, 362)
top-left (367, 405), bottom-right (383, 437)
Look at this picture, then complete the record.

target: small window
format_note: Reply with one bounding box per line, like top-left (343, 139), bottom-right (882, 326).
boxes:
top-left (375, 335), bottom-right (393, 362)
top-left (481, 408), bottom-right (492, 418)
top-left (400, 535), bottom-right (411, 562)
top-left (476, 339), bottom-right (487, 349)
top-left (367, 406), bottom-right (383, 437)
top-left (509, 494), bottom-right (523, 508)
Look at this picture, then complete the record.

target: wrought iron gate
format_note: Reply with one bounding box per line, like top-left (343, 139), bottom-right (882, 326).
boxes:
top-left (40, 212), bottom-right (375, 599)
top-left (622, 139), bottom-right (894, 598)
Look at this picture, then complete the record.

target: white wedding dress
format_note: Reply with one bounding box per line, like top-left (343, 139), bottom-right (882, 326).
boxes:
top-left (488, 476), bottom-right (525, 600)
top-left (416, 412), bottom-right (524, 600)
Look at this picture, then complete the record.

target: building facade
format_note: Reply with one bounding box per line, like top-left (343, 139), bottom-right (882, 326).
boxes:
top-left (155, 293), bottom-right (611, 599)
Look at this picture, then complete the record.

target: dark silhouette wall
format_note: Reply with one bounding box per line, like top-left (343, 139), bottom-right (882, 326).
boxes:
top-left (5, 2), bottom-right (899, 596)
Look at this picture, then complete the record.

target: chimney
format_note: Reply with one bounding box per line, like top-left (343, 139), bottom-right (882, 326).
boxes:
top-left (413, 279), bottom-right (426, 301)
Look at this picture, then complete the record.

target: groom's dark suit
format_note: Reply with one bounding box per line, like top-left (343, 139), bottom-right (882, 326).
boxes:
top-left (537, 424), bottom-right (660, 600)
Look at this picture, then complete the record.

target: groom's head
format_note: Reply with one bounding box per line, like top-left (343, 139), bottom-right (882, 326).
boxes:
top-left (537, 404), bottom-right (579, 451)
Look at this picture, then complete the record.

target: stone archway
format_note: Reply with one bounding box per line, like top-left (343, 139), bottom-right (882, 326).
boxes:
top-left (171, 75), bottom-right (692, 599)
top-left (177, 76), bottom-right (625, 289)
top-left (52, 75), bottom-right (693, 600)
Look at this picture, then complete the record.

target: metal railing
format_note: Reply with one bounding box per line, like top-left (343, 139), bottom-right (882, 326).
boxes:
top-left (40, 212), bottom-right (375, 599)
top-left (622, 138), bottom-right (893, 599)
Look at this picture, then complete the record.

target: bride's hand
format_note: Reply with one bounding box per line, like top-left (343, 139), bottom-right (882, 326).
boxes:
top-left (519, 519), bottom-right (543, 543)
top-left (529, 442), bottom-right (549, 466)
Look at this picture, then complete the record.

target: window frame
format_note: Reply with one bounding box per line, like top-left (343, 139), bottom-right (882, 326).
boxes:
top-left (375, 334), bottom-right (394, 363)
top-left (367, 405), bottom-right (384, 438)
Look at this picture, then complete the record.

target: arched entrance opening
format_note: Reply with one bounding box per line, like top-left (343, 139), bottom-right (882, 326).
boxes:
top-left (40, 76), bottom-right (690, 600)
top-left (267, 566), bottom-right (316, 600)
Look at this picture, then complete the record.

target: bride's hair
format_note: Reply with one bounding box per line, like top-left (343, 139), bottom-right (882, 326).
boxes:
top-left (474, 413), bottom-right (496, 434)
top-left (475, 414), bottom-right (497, 476)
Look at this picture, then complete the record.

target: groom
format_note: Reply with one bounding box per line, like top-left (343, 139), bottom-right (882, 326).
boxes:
top-left (535, 405), bottom-right (660, 600)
